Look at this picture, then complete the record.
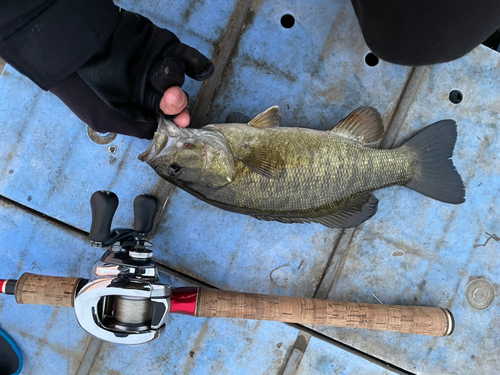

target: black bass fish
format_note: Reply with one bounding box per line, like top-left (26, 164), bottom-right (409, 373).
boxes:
top-left (139, 106), bottom-right (465, 229)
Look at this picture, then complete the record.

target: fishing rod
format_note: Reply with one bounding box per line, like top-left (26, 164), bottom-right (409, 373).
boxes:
top-left (0, 191), bottom-right (454, 345)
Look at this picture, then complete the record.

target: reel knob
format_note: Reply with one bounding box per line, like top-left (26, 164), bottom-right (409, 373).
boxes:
top-left (89, 191), bottom-right (119, 243)
top-left (133, 195), bottom-right (158, 234)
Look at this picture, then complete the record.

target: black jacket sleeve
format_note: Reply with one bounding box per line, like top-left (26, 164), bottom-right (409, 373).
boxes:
top-left (0, 0), bottom-right (120, 90)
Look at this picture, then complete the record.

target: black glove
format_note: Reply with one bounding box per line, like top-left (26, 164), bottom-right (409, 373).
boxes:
top-left (50, 10), bottom-right (214, 139)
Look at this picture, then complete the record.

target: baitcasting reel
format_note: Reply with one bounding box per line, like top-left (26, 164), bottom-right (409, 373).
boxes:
top-left (74, 191), bottom-right (171, 345)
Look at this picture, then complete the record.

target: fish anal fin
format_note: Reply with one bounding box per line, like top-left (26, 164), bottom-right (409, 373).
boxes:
top-left (247, 106), bottom-right (282, 129)
top-left (330, 107), bottom-right (384, 145)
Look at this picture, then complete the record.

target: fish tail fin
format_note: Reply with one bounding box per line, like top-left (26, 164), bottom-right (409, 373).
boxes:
top-left (402, 120), bottom-right (465, 204)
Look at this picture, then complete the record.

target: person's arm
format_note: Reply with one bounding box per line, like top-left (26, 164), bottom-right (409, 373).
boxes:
top-left (0, 1), bottom-right (214, 138)
top-left (0, 0), bottom-right (120, 90)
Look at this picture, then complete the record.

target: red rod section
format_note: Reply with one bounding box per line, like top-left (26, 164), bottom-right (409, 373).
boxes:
top-left (0, 279), bottom-right (17, 295)
top-left (170, 287), bottom-right (199, 316)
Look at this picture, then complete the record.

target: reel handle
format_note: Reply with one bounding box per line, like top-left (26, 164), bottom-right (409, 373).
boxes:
top-left (133, 195), bottom-right (158, 234)
top-left (89, 190), bottom-right (119, 243)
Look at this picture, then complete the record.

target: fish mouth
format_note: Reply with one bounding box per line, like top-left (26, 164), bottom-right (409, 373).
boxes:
top-left (138, 131), bottom-right (168, 162)
top-left (138, 118), bottom-right (180, 162)
top-left (138, 139), bottom-right (156, 162)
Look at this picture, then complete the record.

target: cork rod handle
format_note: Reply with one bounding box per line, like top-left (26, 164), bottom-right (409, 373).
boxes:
top-left (195, 288), bottom-right (454, 337)
top-left (14, 273), bottom-right (84, 308)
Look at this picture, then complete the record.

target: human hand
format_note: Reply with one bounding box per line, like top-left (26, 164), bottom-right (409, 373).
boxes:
top-left (50, 10), bottom-right (213, 138)
top-left (160, 86), bottom-right (190, 128)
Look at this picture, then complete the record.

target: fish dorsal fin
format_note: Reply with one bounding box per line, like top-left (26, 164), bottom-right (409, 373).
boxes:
top-left (234, 144), bottom-right (285, 179)
top-left (247, 106), bottom-right (282, 129)
top-left (251, 193), bottom-right (379, 229)
top-left (225, 112), bottom-right (251, 124)
top-left (330, 107), bottom-right (384, 145)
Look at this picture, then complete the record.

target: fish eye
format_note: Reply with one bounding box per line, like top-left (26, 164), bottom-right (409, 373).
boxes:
top-left (168, 163), bottom-right (182, 177)
top-left (183, 142), bottom-right (193, 149)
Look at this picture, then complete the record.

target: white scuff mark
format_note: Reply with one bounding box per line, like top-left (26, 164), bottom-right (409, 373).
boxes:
top-left (270, 263), bottom-right (291, 289)
top-left (372, 293), bottom-right (384, 305)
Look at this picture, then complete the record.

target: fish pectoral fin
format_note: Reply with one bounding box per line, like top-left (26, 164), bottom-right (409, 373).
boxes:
top-left (247, 106), bottom-right (282, 129)
top-left (235, 144), bottom-right (285, 179)
top-left (329, 107), bottom-right (384, 146)
top-left (311, 193), bottom-right (379, 229)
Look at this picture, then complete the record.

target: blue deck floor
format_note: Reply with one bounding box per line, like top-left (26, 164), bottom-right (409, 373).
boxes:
top-left (0, 0), bottom-right (499, 374)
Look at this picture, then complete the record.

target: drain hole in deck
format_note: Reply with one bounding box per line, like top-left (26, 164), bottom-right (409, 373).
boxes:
top-left (449, 90), bottom-right (463, 104)
top-left (281, 14), bottom-right (295, 29)
top-left (365, 53), bottom-right (379, 67)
